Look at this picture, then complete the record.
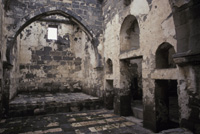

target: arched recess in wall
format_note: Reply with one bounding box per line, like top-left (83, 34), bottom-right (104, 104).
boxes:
top-left (120, 15), bottom-right (140, 53)
top-left (156, 42), bottom-right (176, 69)
top-left (6, 9), bottom-right (99, 65)
top-left (106, 58), bottom-right (113, 74)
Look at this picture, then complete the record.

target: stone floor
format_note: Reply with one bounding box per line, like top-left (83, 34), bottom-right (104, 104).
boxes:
top-left (0, 109), bottom-right (193, 134)
top-left (9, 93), bottom-right (102, 117)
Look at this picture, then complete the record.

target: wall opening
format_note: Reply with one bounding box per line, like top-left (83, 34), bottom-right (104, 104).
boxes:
top-left (120, 15), bottom-right (140, 53)
top-left (47, 25), bottom-right (58, 40)
top-left (156, 43), bottom-right (176, 69)
top-left (106, 80), bottom-right (113, 90)
top-left (106, 58), bottom-right (113, 74)
top-left (120, 57), bottom-right (143, 119)
top-left (104, 80), bottom-right (114, 110)
top-left (155, 80), bottom-right (179, 132)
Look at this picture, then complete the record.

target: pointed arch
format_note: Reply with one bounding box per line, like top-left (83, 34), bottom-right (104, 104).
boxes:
top-left (6, 8), bottom-right (100, 65)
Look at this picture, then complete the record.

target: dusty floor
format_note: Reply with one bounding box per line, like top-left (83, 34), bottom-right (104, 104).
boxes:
top-left (0, 109), bottom-right (192, 134)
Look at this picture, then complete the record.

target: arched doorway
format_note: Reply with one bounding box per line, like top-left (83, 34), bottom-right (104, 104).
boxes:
top-left (155, 43), bottom-right (179, 131)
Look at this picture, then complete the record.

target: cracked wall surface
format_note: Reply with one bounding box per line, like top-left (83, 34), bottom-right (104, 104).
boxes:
top-left (0, 0), bottom-right (200, 133)
top-left (16, 15), bottom-right (103, 96)
top-left (0, 0), bottom-right (4, 118)
top-left (102, 0), bottom-right (178, 132)
top-left (171, 0), bottom-right (200, 133)
top-left (2, 0), bottom-right (104, 99)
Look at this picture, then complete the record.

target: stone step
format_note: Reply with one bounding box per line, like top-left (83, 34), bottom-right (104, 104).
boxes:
top-left (131, 107), bottom-right (143, 120)
top-left (131, 100), bottom-right (143, 120)
top-left (9, 93), bottom-right (103, 117)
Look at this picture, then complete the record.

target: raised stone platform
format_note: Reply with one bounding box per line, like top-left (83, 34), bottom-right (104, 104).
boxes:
top-left (131, 100), bottom-right (143, 120)
top-left (9, 93), bottom-right (103, 117)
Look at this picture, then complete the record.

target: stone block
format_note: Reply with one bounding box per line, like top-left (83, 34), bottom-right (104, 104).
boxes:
top-left (41, 56), bottom-right (52, 61)
top-left (72, 3), bottom-right (79, 8)
top-left (53, 56), bottom-right (62, 61)
top-left (30, 65), bottom-right (40, 70)
top-left (26, 73), bottom-right (35, 79)
top-left (37, 61), bottom-right (44, 64)
top-left (44, 47), bottom-right (52, 55)
top-left (20, 65), bottom-right (26, 69)
top-left (47, 74), bottom-right (54, 78)
top-left (61, 61), bottom-right (66, 65)
top-left (36, 50), bottom-right (44, 56)
top-left (63, 56), bottom-right (73, 60)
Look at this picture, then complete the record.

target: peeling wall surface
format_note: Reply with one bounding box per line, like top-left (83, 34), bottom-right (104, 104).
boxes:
top-left (0, 0), bottom-right (4, 118)
top-left (171, 0), bottom-right (200, 133)
top-left (102, 0), bottom-right (178, 132)
top-left (2, 0), bottom-right (104, 98)
top-left (17, 15), bottom-right (103, 95)
top-left (0, 0), bottom-right (200, 133)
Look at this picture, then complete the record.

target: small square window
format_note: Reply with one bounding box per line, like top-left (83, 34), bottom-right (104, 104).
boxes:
top-left (48, 26), bottom-right (57, 40)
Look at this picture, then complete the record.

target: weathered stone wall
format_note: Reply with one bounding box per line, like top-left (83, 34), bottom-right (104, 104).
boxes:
top-left (17, 15), bottom-right (103, 95)
top-left (171, 0), bottom-right (200, 133)
top-left (4, 0), bottom-right (103, 38)
top-left (0, 0), bottom-right (4, 118)
top-left (3, 0), bottom-right (104, 99)
top-left (103, 0), bottom-right (178, 132)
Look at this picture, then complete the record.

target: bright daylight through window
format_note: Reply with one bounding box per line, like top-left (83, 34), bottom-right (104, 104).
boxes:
top-left (48, 27), bottom-right (57, 40)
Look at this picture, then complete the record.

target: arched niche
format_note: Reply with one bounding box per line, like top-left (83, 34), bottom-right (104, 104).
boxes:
top-left (120, 15), bottom-right (140, 53)
top-left (156, 42), bottom-right (176, 69)
top-left (106, 58), bottom-right (113, 74)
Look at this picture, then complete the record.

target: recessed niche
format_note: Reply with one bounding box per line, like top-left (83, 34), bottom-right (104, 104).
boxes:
top-left (106, 58), bottom-right (113, 74)
top-left (120, 15), bottom-right (140, 53)
top-left (156, 42), bottom-right (176, 69)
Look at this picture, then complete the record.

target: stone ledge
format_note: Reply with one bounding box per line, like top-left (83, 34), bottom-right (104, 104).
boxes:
top-left (173, 52), bottom-right (200, 66)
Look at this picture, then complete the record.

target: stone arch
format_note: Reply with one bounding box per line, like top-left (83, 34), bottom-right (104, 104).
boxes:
top-left (14, 8), bottom-right (94, 40)
top-left (156, 42), bottom-right (176, 69)
top-left (6, 8), bottom-right (99, 65)
top-left (120, 15), bottom-right (140, 53)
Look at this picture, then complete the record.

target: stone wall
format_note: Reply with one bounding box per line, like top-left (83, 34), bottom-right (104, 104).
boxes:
top-left (17, 15), bottom-right (103, 94)
top-left (171, 0), bottom-right (200, 133)
top-left (0, 0), bottom-right (4, 118)
top-left (2, 0), bottom-right (104, 99)
top-left (103, 0), bottom-right (178, 132)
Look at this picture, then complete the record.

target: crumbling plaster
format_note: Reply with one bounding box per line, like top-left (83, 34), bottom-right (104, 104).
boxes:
top-left (0, 0), bottom-right (4, 118)
top-left (2, 0), bottom-right (104, 99)
top-left (103, 0), bottom-right (177, 99)
top-left (103, 0), bottom-right (186, 131)
top-left (16, 17), bottom-right (103, 96)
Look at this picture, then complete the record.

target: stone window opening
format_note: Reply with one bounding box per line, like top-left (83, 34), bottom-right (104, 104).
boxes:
top-left (106, 58), bottom-right (113, 74)
top-left (156, 43), bottom-right (176, 69)
top-left (47, 25), bottom-right (58, 40)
